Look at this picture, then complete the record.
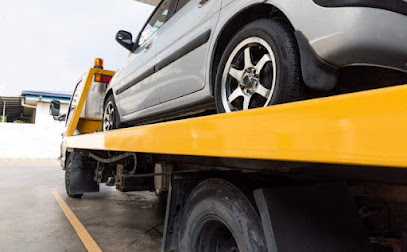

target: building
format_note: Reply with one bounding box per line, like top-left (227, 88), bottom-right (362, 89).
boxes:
top-left (21, 90), bottom-right (71, 125)
top-left (0, 91), bottom-right (71, 124)
top-left (0, 91), bottom-right (71, 159)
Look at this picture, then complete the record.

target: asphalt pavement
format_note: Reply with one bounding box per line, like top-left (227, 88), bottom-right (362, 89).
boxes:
top-left (0, 160), bottom-right (164, 251)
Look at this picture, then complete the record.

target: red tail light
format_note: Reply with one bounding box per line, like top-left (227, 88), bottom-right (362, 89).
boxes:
top-left (94, 74), bottom-right (113, 83)
top-left (101, 74), bottom-right (112, 83)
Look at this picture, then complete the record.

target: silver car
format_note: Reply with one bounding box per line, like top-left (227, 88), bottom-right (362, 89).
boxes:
top-left (103, 0), bottom-right (407, 130)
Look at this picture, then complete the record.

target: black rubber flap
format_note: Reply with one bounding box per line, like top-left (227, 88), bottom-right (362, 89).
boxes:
top-left (70, 155), bottom-right (99, 194)
top-left (254, 183), bottom-right (369, 252)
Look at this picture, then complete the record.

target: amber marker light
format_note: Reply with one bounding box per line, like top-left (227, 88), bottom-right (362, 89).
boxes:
top-left (94, 58), bottom-right (105, 82)
top-left (94, 58), bottom-right (104, 69)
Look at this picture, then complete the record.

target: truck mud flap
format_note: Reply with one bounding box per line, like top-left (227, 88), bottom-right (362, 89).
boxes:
top-left (69, 153), bottom-right (99, 194)
top-left (254, 182), bottom-right (369, 252)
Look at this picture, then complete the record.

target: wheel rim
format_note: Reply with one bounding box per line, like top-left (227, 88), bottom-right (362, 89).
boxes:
top-left (103, 101), bottom-right (115, 131)
top-left (221, 37), bottom-right (277, 112)
top-left (193, 218), bottom-right (239, 252)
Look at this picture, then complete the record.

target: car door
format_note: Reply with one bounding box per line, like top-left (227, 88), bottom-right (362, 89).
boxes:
top-left (154, 0), bottom-right (221, 104)
top-left (115, 0), bottom-right (175, 116)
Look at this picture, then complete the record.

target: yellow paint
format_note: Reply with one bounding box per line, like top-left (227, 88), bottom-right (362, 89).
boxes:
top-left (65, 68), bottom-right (115, 137)
top-left (64, 84), bottom-right (407, 168)
top-left (52, 191), bottom-right (102, 252)
top-left (77, 118), bottom-right (102, 134)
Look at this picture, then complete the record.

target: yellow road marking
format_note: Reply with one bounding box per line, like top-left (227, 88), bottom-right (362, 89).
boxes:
top-left (52, 191), bottom-right (102, 252)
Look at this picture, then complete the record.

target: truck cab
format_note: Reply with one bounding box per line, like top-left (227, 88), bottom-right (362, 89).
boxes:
top-left (49, 58), bottom-right (114, 168)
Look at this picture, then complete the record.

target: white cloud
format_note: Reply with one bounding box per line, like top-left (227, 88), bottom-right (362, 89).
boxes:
top-left (0, 0), bottom-right (153, 96)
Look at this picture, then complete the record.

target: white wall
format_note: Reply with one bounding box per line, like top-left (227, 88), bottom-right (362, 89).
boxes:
top-left (0, 101), bottom-right (69, 159)
top-left (35, 101), bottom-right (69, 126)
top-left (0, 123), bottom-right (64, 158)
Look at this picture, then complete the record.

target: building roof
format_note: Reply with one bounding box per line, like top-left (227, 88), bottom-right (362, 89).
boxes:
top-left (21, 90), bottom-right (72, 99)
top-left (21, 90), bottom-right (71, 104)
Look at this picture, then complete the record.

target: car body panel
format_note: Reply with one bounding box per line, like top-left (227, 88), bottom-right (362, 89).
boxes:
top-left (121, 85), bottom-right (214, 123)
top-left (155, 0), bottom-right (221, 103)
top-left (114, 34), bottom-right (160, 116)
top-left (205, 0), bottom-right (265, 95)
top-left (221, 0), bottom-right (235, 9)
top-left (110, 0), bottom-right (407, 125)
top-left (263, 0), bottom-right (407, 71)
top-left (292, 4), bottom-right (407, 71)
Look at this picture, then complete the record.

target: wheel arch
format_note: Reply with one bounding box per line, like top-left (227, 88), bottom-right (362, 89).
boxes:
top-left (209, 3), bottom-right (295, 96)
top-left (103, 88), bottom-right (117, 120)
top-left (104, 88), bottom-right (114, 108)
top-left (103, 88), bottom-right (125, 129)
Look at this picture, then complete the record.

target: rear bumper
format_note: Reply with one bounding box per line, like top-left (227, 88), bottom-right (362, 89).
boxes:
top-left (304, 6), bottom-right (407, 73)
top-left (313, 0), bottom-right (407, 16)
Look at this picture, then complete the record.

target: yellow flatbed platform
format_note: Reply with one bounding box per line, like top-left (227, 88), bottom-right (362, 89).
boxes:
top-left (64, 69), bottom-right (407, 168)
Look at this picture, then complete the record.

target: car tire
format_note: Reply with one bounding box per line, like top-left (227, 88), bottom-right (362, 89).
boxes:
top-left (178, 178), bottom-right (267, 252)
top-left (65, 154), bottom-right (83, 199)
top-left (103, 94), bottom-right (120, 131)
top-left (215, 18), bottom-right (305, 113)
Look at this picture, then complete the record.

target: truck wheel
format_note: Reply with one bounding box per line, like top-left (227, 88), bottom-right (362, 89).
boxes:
top-left (103, 94), bottom-right (120, 131)
top-left (179, 179), bottom-right (266, 252)
top-left (215, 19), bottom-right (304, 113)
top-left (65, 154), bottom-right (83, 198)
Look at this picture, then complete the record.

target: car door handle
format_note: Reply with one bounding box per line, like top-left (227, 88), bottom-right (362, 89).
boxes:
top-left (144, 41), bottom-right (153, 51)
top-left (199, 0), bottom-right (210, 7)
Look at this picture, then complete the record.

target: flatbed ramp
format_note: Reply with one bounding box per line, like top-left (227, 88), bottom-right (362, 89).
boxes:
top-left (65, 84), bottom-right (407, 168)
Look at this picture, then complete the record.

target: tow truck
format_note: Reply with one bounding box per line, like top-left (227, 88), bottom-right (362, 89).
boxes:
top-left (50, 59), bottom-right (407, 251)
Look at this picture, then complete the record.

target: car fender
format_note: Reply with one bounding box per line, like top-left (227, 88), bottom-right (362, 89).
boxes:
top-left (206, 0), bottom-right (310, 94)
top-left (205, 0), bottom-right (264, 95)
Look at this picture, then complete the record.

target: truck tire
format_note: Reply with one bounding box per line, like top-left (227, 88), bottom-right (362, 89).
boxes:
top-left (215, 19), bottom-right (304, 113)
top-left (178, 178), bottom-right (266, 252)
top-left (65, 153), bottom-right (83, 198)
top-left (65, 152), bottom-right (99, 197)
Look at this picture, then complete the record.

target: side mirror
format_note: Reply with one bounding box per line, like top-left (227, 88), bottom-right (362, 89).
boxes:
top-left (116, 30), bottom-right (134, 51)
top-left (49, 100), bottom-right (60, 116)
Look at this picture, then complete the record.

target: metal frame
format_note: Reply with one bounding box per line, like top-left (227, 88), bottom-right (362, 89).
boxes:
top-left (65, 68), bottom-right (115, 137)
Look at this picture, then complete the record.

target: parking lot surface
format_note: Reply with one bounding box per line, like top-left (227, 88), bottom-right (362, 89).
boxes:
top-left (0, 160), bottom-right (164, 251)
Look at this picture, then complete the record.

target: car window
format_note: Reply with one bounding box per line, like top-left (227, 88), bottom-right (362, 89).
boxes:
top-left (176, 0), bottom-right (190, 12)
top-left (138, 0), bottom-right (172, 46)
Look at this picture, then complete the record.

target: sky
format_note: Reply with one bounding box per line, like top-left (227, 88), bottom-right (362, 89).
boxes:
top-left (0, 0), bottom-right (154, 96)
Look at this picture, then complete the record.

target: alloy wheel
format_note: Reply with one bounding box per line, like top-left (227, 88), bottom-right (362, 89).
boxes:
top-left (103, 100), bottom-right (115, 131)
top-left (221, 37), bottom-right (277, 112)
